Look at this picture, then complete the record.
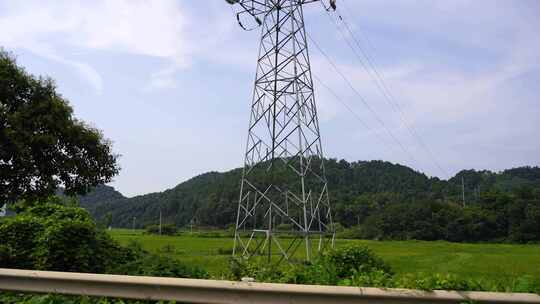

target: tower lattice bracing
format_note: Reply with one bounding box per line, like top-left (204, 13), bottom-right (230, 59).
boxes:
top-left (232, 0), bottom-right (335, 263)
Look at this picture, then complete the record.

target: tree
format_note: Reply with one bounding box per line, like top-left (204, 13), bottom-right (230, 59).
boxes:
top-left (0, 49), bottom-right (119, 204)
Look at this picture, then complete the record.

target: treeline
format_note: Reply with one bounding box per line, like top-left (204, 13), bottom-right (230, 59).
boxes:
top-left (338, 187), bottom-right (540, 243)
top-left (81, 160), bottom-right (540, 243)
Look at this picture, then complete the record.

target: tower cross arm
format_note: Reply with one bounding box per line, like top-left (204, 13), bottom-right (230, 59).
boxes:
top-left (226, 0), bottom-right (331, 18)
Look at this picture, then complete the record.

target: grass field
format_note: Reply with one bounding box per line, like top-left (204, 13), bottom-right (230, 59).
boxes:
top-left (109, 229), bottom-right (540, 282)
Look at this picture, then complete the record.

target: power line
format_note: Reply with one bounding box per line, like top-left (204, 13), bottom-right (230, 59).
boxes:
top-left (320, 4), bottom-right (430, 176)
top-left (313, 74), bottom-right (402, 162)
top-left (308, 33), bottom-right (421, 168)
top-left (329, 0), bottom-right (450, 179)
top-left (338, 12), bottom-right (449, 178)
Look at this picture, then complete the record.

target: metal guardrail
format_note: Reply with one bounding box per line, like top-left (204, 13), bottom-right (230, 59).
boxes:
top-left (1, 268), bottom-right (539, 304)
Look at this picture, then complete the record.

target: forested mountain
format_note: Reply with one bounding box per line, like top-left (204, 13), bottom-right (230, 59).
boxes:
top-left (81, 160), bottom-right (540, 243)
top-left (77, 185), bottom-right (126, 208)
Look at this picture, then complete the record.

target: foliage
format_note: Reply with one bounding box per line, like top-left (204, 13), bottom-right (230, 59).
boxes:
top-left (0, 292), bottom-right (180, 304)
top-left (74, 185), bottom-right (126, 209)
top-left (0, 197), bottom-right (125, 272)
top-left (111, 241), bottom-right (208, 279)
top-left (228, 245), bottom-right (393, 286)
top-left (320, 245), bottom-right (393, 278)
top-left (109, 229), bottom-right (540, 291)
top-left (392, 273), bottom-right (484, 291)
top-left (227, 244), bottom-right (540, 293)
top-left (352, 186), bottom-right (540, 243)
top-left (0, 200), bottom-right (209, 303)
top-left (359, 273), bottom-right (540, 294)
top-left (0, 49), bottom-right (119, 205)
top-left (0, 197), bottom-right (209, 280)
top-left (146, 224), bottom-right (178, 236)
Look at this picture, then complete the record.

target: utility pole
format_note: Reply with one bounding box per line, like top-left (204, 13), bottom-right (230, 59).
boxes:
top-left (132, 216), bottom-right (136, 231)
top-left (227, 0), bottom-right (337, 264)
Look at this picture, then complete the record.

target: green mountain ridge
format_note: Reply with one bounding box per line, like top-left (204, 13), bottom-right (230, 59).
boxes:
top-left (81, 159), bottom-right (540, 240)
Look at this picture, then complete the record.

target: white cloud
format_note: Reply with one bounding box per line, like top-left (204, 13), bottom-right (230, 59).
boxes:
top-left (0, 0), bottom-right (191, 92)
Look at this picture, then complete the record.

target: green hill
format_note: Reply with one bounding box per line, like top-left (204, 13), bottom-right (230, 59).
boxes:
top-left (77, 185), bottom-right (126, 208)
top-left (81, 159), bottom-right (540, 243)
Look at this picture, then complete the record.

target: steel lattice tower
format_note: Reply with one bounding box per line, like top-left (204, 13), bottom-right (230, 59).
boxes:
top-left (228, 0), bottom-right (336, 263)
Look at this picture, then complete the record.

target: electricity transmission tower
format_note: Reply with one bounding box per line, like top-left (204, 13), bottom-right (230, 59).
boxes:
top-left (227, 0), bottom-right (337, 264)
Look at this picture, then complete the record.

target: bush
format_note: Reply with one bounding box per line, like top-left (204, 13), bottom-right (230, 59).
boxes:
top-left (229, 245), bottom-right (393, 286)
top-left (0, 215), bottom-right (43, 269)
top-left (228, 257), bottom-right (284, 282)
top-left (0, 292), bottom-right (179, 303)
top-left (394, 273), bottom-right (483, 291)
top-left (0, 197), bottom-right (209, 280)
top-left (146, 224), bottom-right (177, 236)
top-left (112, 241), bottom-right (208, 279)
top-left (349, 269), bottom-right (394, 287)
top-left (321, 245), bottom-right (393, 279)
top-left (0, 198), bottom-right (123, 273)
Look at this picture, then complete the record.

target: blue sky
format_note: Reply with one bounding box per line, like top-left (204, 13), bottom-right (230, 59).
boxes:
top-left (1, 0), bottom-right (539, 197)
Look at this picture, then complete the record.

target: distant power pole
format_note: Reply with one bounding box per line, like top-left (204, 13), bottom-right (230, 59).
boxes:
top-left (132, 216), bottom-right (136, 231)
top-left (461, 177), bottom-right (466, 207)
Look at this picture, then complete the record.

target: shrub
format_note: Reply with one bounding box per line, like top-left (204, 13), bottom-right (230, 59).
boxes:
top-left (0, 292), bottom-right (179, 303)
top-left (0, 198), bottom-right (209, 303)
top-left (395, 273), bottom-right (483, 291)
top-left (228, 257), bottom-right (284, 282)
top-left (0, 198), bottom-right (123, 273)
top-left (0, 215), bottom-right (43, 269)
top-left (35, 218), bottom-right (104, 272)
top-left (0, 197), bottom-right (209, 280)
top-left (320, 245), bottom-right (393, 279)
top-left (349, 269), bottom-right (394, 287)
top-left (338, 226), bottom-right (363, 239)
top-left (113, 241), bottom-right (208, 279)
top-left (229, 245), bottom-right (393, 286)
top-left (146, 224), bottom-right (177, 236)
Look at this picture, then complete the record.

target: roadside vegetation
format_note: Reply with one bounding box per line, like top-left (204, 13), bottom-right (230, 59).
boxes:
top-left (2, 218), bottom-right (539, 303)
